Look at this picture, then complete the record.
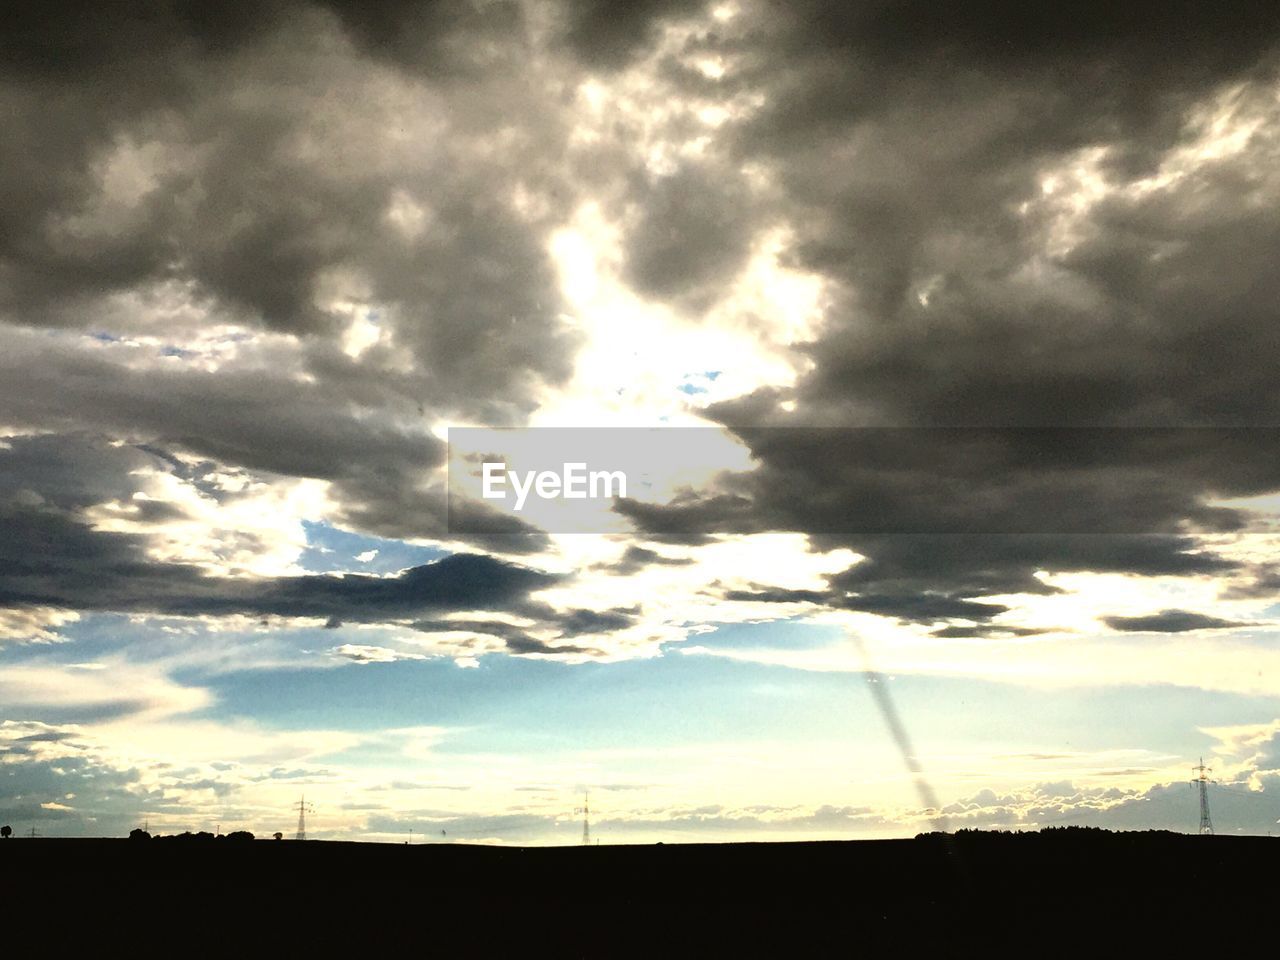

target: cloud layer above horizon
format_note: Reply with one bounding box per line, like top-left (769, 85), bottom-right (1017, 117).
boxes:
top-left (3, 0), bottom-right (1280, 843)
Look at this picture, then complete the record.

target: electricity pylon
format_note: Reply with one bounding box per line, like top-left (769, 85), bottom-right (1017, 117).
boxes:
top-left (1191, 758), bottom-right (1214, 835)
top-left (575, 790), bottom-right (590, 846)
top-left (295, 795), bottom-right (315, 841)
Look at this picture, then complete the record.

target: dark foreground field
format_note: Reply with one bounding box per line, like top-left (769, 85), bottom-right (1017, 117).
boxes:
top-left (6, 830), bottom-right (1277, 951)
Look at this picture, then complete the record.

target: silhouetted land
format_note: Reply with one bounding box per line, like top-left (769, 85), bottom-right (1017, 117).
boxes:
top-left (6, 829), bottom-right (1277, 951)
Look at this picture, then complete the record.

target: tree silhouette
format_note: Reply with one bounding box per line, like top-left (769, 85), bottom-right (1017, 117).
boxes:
top-left (0, 825), bottom-right (10, 839)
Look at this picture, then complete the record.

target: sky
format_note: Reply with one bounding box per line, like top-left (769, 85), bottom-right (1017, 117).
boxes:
top-left (3, 0), bottom-right (1280, 843)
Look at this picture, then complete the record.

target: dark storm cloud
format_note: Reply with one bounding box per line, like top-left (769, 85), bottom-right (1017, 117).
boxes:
top-left (743, 1), bottom-right (1280, 111)
top-left (928, 625), bottom-right (1044, 639)
top-left (0, 0), bottom-right (576, 416)
top-left (5, 0), bottom-right (1280, 637)
top-left (1101, 610), bottom-right (1255, 633)
top-left (597, 546), bottom-right (694, 576)
top-left (1223, 565), bottom-right (1280, 600)
top-left (552, 605), bottom-right (639, 636)
top-left (411, 616), bottom-right (540, 643)
top-left (733, 0), bottom-right (1280, 189)
top-left (0, 433), bottom-right (160, 511)
top-left (825, 535), bottom-right (1238, 597)
top-left (502, 634), bottom-right (602, 656)
top-left (0, 337), bottom-right (557, 553)
top-left (565, 0), bottom-right (1280, 336)
top-left (1, 2), bottom-right (283, 77)
top-left (0, 340), bottom-right (445, 482)
top-left (0, 342), bottom-right (488, 544)
top-left (837, 592), bottom-right (1011, 623)
top-left (722, 587), bottom-right (826, 605)
top-left (616, 429), bottom-right (1256, 624)
top-left (0, 1), bottom-right (606, 569)
top-left (592, 2), bottom-right (1280, 622)
top-left (0, 433), bottom-right (560, 623)
top-left (720, 531), bottom-right (1240, 628)
top-left (0, 3), bottom-right (266, 316)
top-left (1, 1), bottom-right (532, 84)
top-left (411, 603), bottom-right (635, 654)
top-left (726, 582), bottom-right (1007, 625)
top-left (0, 504), bottom-right (560, 623)
top-left (698, 0), bottom-right (1280, 428)
top-left (320, 0), bottom-right (528, 75)
top-left (557, 0), bottom-right (704, 68)
top-left (618, 429), bottom-right (1280, 536)
top-left (676, 529), bottom-right (1242, 626)
top-left (11, 730), bottom-right (77, 744)
top-left (623, 162), bottom-right (758, 307)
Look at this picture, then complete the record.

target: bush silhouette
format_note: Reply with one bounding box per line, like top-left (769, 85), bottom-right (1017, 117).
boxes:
top-left (1, 825), bottom-right (10, 839)
top-left (129, 827), bottom-right (151, 841)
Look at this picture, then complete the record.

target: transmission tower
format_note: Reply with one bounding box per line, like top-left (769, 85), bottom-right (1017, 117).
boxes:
top-left (575, 790), bottom-right (590, 846)
top-left (1191, 758), bottom-right (1214, 835)
top-left (295, 795), bottom-right (314, 841)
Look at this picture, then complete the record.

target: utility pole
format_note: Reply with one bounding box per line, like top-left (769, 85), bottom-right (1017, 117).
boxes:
top-left (1192, 758), bottom-right (1214, 835)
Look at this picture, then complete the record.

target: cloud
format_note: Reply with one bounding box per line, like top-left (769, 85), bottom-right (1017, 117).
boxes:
top-left (0, 663), bottom-right (210, 722)
top-left (929, 625), bottom-right (1045, 640)
top-left (0, 2), bottom-right (575, 394)
top-left (0, 720), bottom-right (149, 833)
top-left (332, 644), bottom-right (425, 664)
top-left (5, 0), bottom-right (1280, 846)
top-left (1102, 610), bottom-right (1255, 633)
top-left (598, 546), bottom-right (695, 576)
top-left (11, 0), bottom-right (1278, 637)
top-left (707, 530), bottom-right (1241, 627)
top-left (409, 603), bottom-right (636, 657)
top-left (0, 0), bottom-right (594, 569)
top-left (363, 800), bottom-right (907, 844)
top-left (502, 634), bottom-right (603, 657)
top-left (618, 429), bottom-right (1269, 624)
top-left (557, 0), bottom-right (704, 69)
top-left (553, 606), bottom-right (641, 637)
top-left (0, 508), bottom-right (560, 624)
top-left (0, 432), bottom-right (569, 639)
top-left (572, 3), bottom-right (1280, 625)
top-left (623, 161), bottom-right (759, 307)
top-left (935, 762), bottom-right (1280, 836)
